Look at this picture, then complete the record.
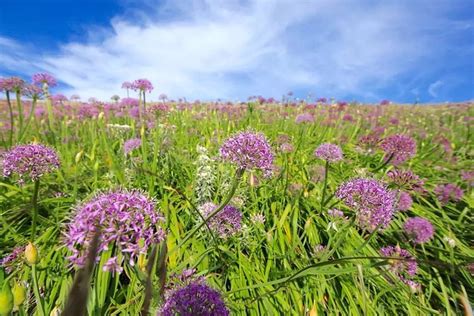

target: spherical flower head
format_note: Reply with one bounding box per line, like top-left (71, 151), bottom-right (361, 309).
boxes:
top-left (64, 189), bottom-right (165, 268)
top-left (380, 134), bottom-right (416, 165)
top-left (396, 191), bottom-right (413, 211)
top-left (32, 73), bottom-right (57, 87)
top-left (123, 138), bottom-right (142, 155)
top-left (160, 282), bottom-right (229, 316)
top-left (199, 203), bottom-right (242, 238)
top-left (314, 143), bottom-right (343, 162)
top-left (131, 78), bottom-right (153, 93)
top-left (2, 144), bottom-right (60, 184)
top-left (22, 84), bottom-right (43, 99)
top-left (434, 183), bottom-right (464, 205)
top-left (328, 208), bottom-right (346, 218)
top-left (295, 113), bottom-right (314, 124)
top-left (51, 94), bottom-right (68, 103)
top-left (0, 77), bottom-right (25, 92)
top-left (403, 217), bottom-right (434, 244)
top-left (380, 245), bottom-right (417, 277)
top-left (121, 81), bottom-right (132, 89)
top-left (386, 169), bottom-right (424, 191)
top-left (280, 142), bottom-right (294, 154)
top-left (219, 131), bottom-right (273, 174)
top-left (461, 170), bottom-right (474, 186)
top-left (336, 178), bottom-right (395, 231)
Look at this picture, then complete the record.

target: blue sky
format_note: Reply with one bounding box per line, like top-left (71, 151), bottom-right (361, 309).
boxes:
top-left (0, 0), bottom-right (473, 103)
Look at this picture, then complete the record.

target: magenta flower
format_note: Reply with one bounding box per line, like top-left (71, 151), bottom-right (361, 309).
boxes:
top-left (380, 245), bottom-right (418, 280)
top-left (336, 178), bottom-right (396, 231)
top-left (51, 93), bottom-right (68, 103)
top-left (22, 84), bottom-right (43, 99)
top-left (199, 203), bottom-right (242, 238)
top-left (0, 77), bottom-right (25, 92)
top-left (314, 143), bottom-right (343, 162)
top-left (396, 191), bottom-right (413, 211)
top-left (2, 144), bottom-right (60, 184)
top-left (131, 78), bottom-right (153, 92)
top-left (434, 184), bottom-right (463, 205)
top-left (295, 113), bottom-right (314, 124)
top-left (220, 131), bottom-right (273, 174)
top-left (380, 134), bottom-right (417, 165)
top-left (386, 169), bottom-right (424, 191)
top-left (123, 138), bottom-right (142, 155)
top-left (64, 189), bottom-right (165, 268)
top-left (32, 73), bottom-right (57, 87)
top-left (461, 170), bottom-right (474, 186)
top-left (403, 217), bottom-right (434, 244)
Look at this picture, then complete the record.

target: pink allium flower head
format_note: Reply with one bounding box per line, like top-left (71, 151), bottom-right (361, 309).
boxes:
top-left (32, 73), bottom-right (57, 87)
top-left (131, 78), bottom-right (153, 92)
top-left (121, 81), bottom-right (132, 89)
top-left (22, 84), bottom-right (43, 98)
top-left (403, 217), bottom-right (434, 244)
top-left (2, 144), bottom-right (60, 184)
top-left (220, 131), bottom-right (273, 174)
top-left (199, 203), bottom-right (242, 238)
top-left (396, 191), bottom-right (413, 211)
top-left (120, 97), bottom-right (139, 108)
top-left (328, 208), bottom-right (345, 218)
top-left (380, 134), bottom-right (417, 165)
top-left (386, 169), bottom-right (424, 191)
top-left (103, 257), bottom-right (124, 274)
top-left (461, 170), bottom-right (474, 186)
top-left (123, 138), bottom-right (142, 155)
top-left (280, 142), bottom-right (294, 153)
top-left (336, 178), bottom-right (396, 231)
top-left (314, 143), bottom-right (343, 162)
top-left (434, 184), bottom-right (464, 204)
top-left (295, 113), bottom-right (314, 124)
top-left (0, 77), bottom-right (25, 92)
top-left (380, 245), bottom-right (418, 277)
top-left (51, 93), bottom-right (68, 103)
top-left (0, 246), bottom-right (24, 273)
top-left (65, 189), bottom-right (165, 268)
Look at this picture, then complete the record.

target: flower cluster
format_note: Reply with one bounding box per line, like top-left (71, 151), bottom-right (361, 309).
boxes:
top-left (0, 77), bottom-right (25, 92)
top-left (2, 144), bottom-right (60, 184)
top-left (295, 113), bottom-right (314, 124)
top-left (386, 169), bottom-right (424, 191)
top-left (403, 217), bottom-right (434, 244)
top-left (434, 183), bottom-right (464, 204)
top-left (195, 146), bottom-right (216, 205)
top-left (123, 138), bottom-right (142, 155)
top-left (131, 79), bottom-right (153, 93)
top-left (380, 134), bottom-right (416, 165)
top-left (380, 245), bottom-right (418, 288)
top-left (22, 84), bottom-right (43, 99)
top-left (396, 191), bottom-right (413, 211)
top-left (336, 178), bottom-right (395, 231)
top-left (32, 73), bottom-right (57, 87)
top-left (64, 189), bottom-right (165, 271)
top-left (314, 143), bottom-right (343, 162)
top-left (199, 203), bottom-right (242, 238)
top-left (220, 131), bottom-right (273, 174)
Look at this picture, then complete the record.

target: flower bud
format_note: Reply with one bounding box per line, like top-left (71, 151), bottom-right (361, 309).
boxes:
top-left (75, 150), bottom-right (84, 164)
top-left (25, 242), bottom-right (39, 265)
top-left (12, 283), bottom-right (26, 307)
top-left (0, 283), bottom-right (13, 315)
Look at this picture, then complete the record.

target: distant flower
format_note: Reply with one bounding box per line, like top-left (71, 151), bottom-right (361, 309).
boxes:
top-left (380, 99), bottom-right (390, 105)
top-left (103, 257), bottom-right (124, 274)
top-left (443, 236), bottom-right (456, 248)
top-left (121, 81), bottom-right (132, 89)
top-left (403, 217), bottom-right (434, 244)
top-left (461, 170), bottom-right (474, 186)
top-left (0, 77), bottom-right (25, 92)
top-left (123, 138), bottom-right (142, 155)
top-left (131, 79), bottom-right (153, 93)
top-left (199, 203), bottom-right (242, 238)
top-left (120, 97), bottom-right (139, 107)
top-left (380, 245), bottom-right (417, 283)
top-left (250, 213), bottom-right (266, 225)
top-left (220, 131), bottom-right (273, 174)
top-left (295, 113), bottom-right (314, 124)
top-left (0, 246), bottom-right (24, 273)
top-left (336, 178), bottom-right (395, 231)
top-left (32, 73), bottom-right (57, 87)
top-left (64, 189), bottom-right (165, 268)
top-left (380, 134), bottom-right (416, 165)
top-left (70, 94), bottom-right (81, 100)
top-left (328, 209), bottom-right (346, 218)
top-left (2, 144), bottom-right (60, 184)
top-left (434, 183), bottom-right (464, 205)
top-left (22, 84), bottom-right (43, 99)
top-left (386, 169), bottom-right (424, 191)
top-left (280, 142), bottom-right (294, 153)
top-left (195, 145), bottom-right (216, 205)
top-left (160, 282), bottom-right (229, 316)
top-left (396, 191), bottom-right (413, 211)
top-left (314, 143), bottom-right (343, 162)
top-left (51, 94), bottom-right (68, 103)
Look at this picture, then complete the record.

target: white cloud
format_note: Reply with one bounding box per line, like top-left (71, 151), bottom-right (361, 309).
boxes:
top-left (0, 0), bottom-right (470, 101)
top-left (428, 80), bottom-right (444, 98)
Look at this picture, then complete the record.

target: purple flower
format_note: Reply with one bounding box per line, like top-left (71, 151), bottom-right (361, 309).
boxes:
top-left (314, 143), bottom-right (343, 162)
top-left (250, 213), bottom-right (266, 225)
top-left (32, 73), bottom-right (57, 87)
top-left (199, 203), bottom-right (242, 238)
top-left (396, 191), bottom-right (413, 211)
top-left (461, 170), bottom-right (474, 186)
top-left (0, 77), bottom-right (25, 92)
top-left (280, 143), bottom-right (294, 153)
top-left (123, 138), bottom-right (142, 155)
top-left (2, 144), bottom-right (60, 184)
top-left (64, 189), bottom-right (165, 268)
top-left (22, 84), bottom-right (43, 99)
top-left (434, 184), bottom-right (464, 205)
top-left (295, 113), bottom-right (314, 124)
top-left (380, 245), bottom-right (418, 279)
top-left (131, 79), bottom-right (153, 93)
top-left (121, 81), bottom-right (132, 89)
top-left (328, 208), bottom-right (346, 218)
top-left (220, 131), bottom-right (273, 174)
top-left (0, 246), bottom-right (24, 273)
top-left (160, 282), bottom-right (229, 316)
top-left (336, 178), bottom-right (396, 231)
top-left (51, 93), bottom-right (68, 103)
top-left (386, 169), bottom-right (424, 191)
top-left (70, 94), bottom-right (81, 100)
top-left (403, 217), bottom-right (434, 244)
top-left (103, 257), bottom-right (124, 274)
top-left (120, 97), bottom-right (139, 108)
top-left (380, 134), bottom-right (417, 165)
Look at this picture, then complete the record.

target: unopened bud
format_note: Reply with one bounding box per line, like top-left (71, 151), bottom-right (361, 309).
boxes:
top-left (25, 242), bottom-right (39, 265)
top-left (75, 150), bottom-right (84, 164)
top-left (0, 283), bottom-right (13, 315)
top-left (12, 283), bottom-right (26, 307)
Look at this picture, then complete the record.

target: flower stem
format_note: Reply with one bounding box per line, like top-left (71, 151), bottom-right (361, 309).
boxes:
top-left (372, 153), bottom-right (394, 173)
top-left (31, 264), bottom-right (45, 316)
top-left (31, 180), bottom-right (40, 241)
top-left (19, 97), bottom-right (37, 142)
top-left (16, 91), bottom-right (24, 136)
top-left (5, 90), bottom-right (14, 148)
top-left (320, 160), bottom-right (329, 209)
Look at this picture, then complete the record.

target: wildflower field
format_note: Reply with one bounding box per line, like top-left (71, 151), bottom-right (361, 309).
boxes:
top-left (0, 76), bottom-right (473, 315)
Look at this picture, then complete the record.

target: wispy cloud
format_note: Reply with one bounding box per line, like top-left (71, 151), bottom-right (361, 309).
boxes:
top-left (0, 0), bottom-right (472, 101)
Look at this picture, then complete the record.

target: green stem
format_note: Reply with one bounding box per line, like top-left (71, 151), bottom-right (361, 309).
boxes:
top-left (31, 265), bottom-right (45, 316)
top-left (5, 90), bottom-right (14, 148)
top-left (320, 160), bottom-right (329, 209)
top-left (16, 91), bottom-right (24, 136)
top-left (31, 180), bottom-right (40, 241)
top-left (19, 97), bottom-right (37, 142)
top-left (372, 153), bottom-right (394, 173)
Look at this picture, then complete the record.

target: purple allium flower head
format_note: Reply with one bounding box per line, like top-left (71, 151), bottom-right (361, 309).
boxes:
top-left (295, 112), bottom-right (314, 124)
top-left (386, 169), bottom-right (424, 191)
top-left (64, 189), bottom-right (165, 268)
top-left (199, 203), bottom-right (242, 238)
top-left (121, 81), bottom-right (132, 89)
top-left (131, 78), bottom-right (153, 92)
top-left (0, 246), bottom-right (24, 273)
top-left (219, 131), bottom-right (273, 174)
top-left (22, 84), bottom-right (43, 98)
top-left (103, 257), bottom-right (124, 274)
top-left (32, 73), bottom-right (57, 87)
top-left (380, 134), bottom-right (417, 165)
top-left (160, 282), bottom-right (229, 316)
top-left (123, 138), bottom-right (142, 155)
top-left (0, 77), bottom-right (25, 92)
top-left (336, 178), bottom-right (396, 231)
top-left (2, 144), bottom-right (60, 184)
top-left (461, 170), bottom-right (474, 186)
top-left (434, 183), bottom-right (464, 205)
top-left (396, 191), bottom-right (413, 211)
top-left (280, 142), bottom-right (294, 153)
top-left (380, 245), bottom-right (418, 277)
top-left (328, 208), bottom-right (346, 218)
top-left (314, 143), bottom-right (343, 162)
top-left (51, 93), bottom-right (68, 103)
top-left (250, 213), bottom-right (266, 225)
top-left (403, 217), bottom-right (434, 244)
